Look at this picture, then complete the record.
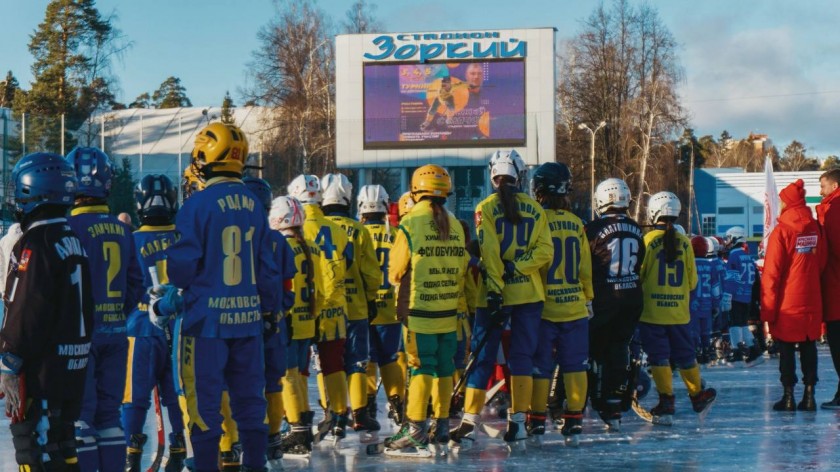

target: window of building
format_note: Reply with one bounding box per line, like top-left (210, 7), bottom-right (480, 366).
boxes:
top-left (718, 206), bottom-right (744, 215)
top-left (702, 215), bottom-right (716, 236)
top-left (753, 206), bottom-right (763, 214)
top-left (752, 225), bottom-right (763, 237)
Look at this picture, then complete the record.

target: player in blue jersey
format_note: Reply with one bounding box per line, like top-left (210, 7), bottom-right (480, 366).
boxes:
top-left (723, 226), bottom-right (761, 364)
top-left (122, 174), bottom-right (186, 472)
top-left (689, 236), bottom-right (723, 366)
top-left (163, 123), bottom-right (282, 472)
top-left (66, 147), bottom-right (144, 472)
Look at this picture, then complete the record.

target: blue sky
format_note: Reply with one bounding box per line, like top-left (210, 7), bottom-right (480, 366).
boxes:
top-left (2, 0), bottom-right (840, 157)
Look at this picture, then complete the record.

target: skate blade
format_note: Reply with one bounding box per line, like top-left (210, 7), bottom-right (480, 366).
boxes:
top-left (366, 442), bottom-right (385, 455)
top-left (429, 442), bottom-right (449, 456)
top-left (448, 438), bottom-right (475, 453)
top-left (605, 420), bottom-right (621, 433)
top-left (384, 447), bottom-right (433, 459)
top-left (505, 439), bottom-right (527, 452)
top-left (563, 435), bottom-right (580, 447)
top-left (283, 452), bottom-right (311, 461)
top-left (745, 357), bottom-right (765, 368)
top-left (358, 431), bottom-right (379, 444)
top-left (526, 434), bottom-right (543, 447)
top-left (652, 414), bottom-right (674, 426)
top-left (696, 398), bottom-right (716, 423)
top-left (268, 458), bottom-right (285, 471)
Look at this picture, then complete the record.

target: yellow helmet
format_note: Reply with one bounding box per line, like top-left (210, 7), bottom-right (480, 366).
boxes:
top-left (191, 122), bottom-right (248, 179)
top-left (182, 165), bottom-right (205, 199)
top-left (410, 164), bottom-right (452, 200)
top-left (398, 192), bottom-right (415, 219)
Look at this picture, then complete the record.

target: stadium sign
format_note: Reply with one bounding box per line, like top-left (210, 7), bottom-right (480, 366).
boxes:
top-left (363, 32), bottom-right (528, 62)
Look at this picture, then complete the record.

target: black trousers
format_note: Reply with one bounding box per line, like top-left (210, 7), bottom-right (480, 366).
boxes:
top-left (589, 298), bottom-right (643, 407)
top-left (777, 340), bottom-right (818, 386)
top-left (826, 321), bottom-right (840, 390)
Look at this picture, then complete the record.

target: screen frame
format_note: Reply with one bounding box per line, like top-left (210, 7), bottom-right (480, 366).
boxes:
top-left (361, 58), bottom-right (528, 150)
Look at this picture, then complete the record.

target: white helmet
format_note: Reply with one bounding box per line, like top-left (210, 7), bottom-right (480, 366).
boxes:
top-left (674, 224), bottom-right (686, 235)
top-left (594, 178), bottom-right (631, 215)
top-left (321, 173), bottom-right (353, 207)
top-left (489, 149), bottom-right (527, 188)
top-left (357, 184), bottom-right (390, 215)
top-left (704, 237), bottom-right (718, 257)
top-left (647, 191), bottom-right (681, 224)
top-left (269, 196), bottom-right (304, 231)
top-left (288, 174), bottom-right (321, 205)
top-left (725, 226), bottom-right (746, 246)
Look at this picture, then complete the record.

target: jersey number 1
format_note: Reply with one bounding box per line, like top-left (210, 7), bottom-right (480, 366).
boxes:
top-left (222, 226), bottom-right (256, 286)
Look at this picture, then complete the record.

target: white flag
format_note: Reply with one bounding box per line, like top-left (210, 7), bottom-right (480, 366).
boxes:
top-left (762, 155), bottom-right (779, 253)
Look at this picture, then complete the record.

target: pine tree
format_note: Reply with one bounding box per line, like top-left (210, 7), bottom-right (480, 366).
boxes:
top-left (0, 71), bottom-right (19, 108)
top-left (107, 157), bottom-right (137, 222)
top-left (129, 92), bottom-right (151, 109)
top-left (152, 76), bottom-right (192, 109)
top-left (220, 91), bottom-right (235, 124)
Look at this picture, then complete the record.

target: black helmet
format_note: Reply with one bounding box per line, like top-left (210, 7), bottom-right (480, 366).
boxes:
top-left (243, 176), bottom-right (273, 212)
top-left (531, 162), bottom-right (572, 197)
top-left (135, 174), bottom-right (178, 223)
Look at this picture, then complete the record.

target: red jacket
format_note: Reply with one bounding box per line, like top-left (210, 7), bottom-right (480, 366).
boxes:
top-left (760, 183), bottom-right (827, 342)
top-left (817, 187), bottom-right (840, 322)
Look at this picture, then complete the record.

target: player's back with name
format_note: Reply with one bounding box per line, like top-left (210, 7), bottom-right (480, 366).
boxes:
top-left (1, 219), bottom-right (93, 399)
top-left (586, 213), bottom-right (645, 299)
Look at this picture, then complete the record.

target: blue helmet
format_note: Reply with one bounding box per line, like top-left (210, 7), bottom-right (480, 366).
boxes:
top-left (66, 146), bottom-right (113, 198)
top-left (10, 152), bottom-right (77, 217)
top-left (135, 174), bottom-right (178, 222)
top-left (243, 176), bottom-right (272, 212)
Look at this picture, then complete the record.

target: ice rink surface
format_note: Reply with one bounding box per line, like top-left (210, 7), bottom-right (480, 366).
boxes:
top-left (0, 347), bottom-right (838, 471)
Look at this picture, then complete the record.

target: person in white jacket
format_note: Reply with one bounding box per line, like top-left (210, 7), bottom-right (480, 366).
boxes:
top-left (0, 222), bottom-right (22, 296)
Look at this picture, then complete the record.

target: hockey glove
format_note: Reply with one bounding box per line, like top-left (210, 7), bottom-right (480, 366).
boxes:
top-left (502, 261), bottom-right (517, 282)
top-left (586, 301), bottom-right (594, 320)
top-left (487, 292), bottom-right (507, 329)
top-left (367, 299), bottom-right (378, 322)
top-left (263, 311), bottom-right (280, 338)
top-left (149, 284), bottom-right (183, 330)
top-left (0, 353), bottom-right (23, 422)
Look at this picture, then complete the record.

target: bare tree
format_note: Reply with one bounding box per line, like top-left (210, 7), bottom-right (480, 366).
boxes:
top-left (778, 140), bottom-right (820, 171)
top-left (342, 0), bottom-right (383, 34)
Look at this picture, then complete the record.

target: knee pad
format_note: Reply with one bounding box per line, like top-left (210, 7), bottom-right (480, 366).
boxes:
top-left (11, 416), bottom-right (43, 466)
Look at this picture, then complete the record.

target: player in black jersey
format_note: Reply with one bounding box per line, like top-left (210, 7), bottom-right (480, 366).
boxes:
top-left (582, 178), bottom-right (645, 430)
top-left (1, 152), bottom-right (94, 470)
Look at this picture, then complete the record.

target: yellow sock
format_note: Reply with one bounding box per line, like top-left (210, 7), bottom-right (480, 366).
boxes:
top-left (380, 361), bottom-right (405, 399)
top-left (651, 365), bottom-right (674, 396)
top-left (348, 372), bottom-right (368, 410)
top-left (531, 378), bottom-right (550, 412)
top-left (267, 392), bottom-right (284, 434)
top-left (323, 371), bottom-right (348, 414)
top-left (454, 369), bottom-right (465, 393)
top-left (564, 371), bottom-right (588, 412)
top-left (434, 376), bottom-right (454, 418)
top-left (464, 387), bottom-right (486, 416)
top-left (397, 351), bottom-right (408, 379)
top-left (297, 371), bottom-right (310, 409)
top-left (679, 365), bottom-right (703, 396)
top-left (406, 374), bottom-right (433, 422)
top-left (431, 377), bottom-right (441, 417)
top-left (510, 375), bottom-right (533, 413)
top-left (219, 390), bottom-right (238, 451)
top-left (367, 362), bottom-right (379, 395)
top-left (282, 369), bottom-right (302, 423)
top-left (316, 373), bottom-right (328, 410)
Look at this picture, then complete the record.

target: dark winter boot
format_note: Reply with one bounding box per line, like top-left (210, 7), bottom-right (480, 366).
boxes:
top-left (820, 384), bottom-right (840, 410)
top-left (352, 406), bottom-right (381, 432)
top-left (526, 412), bottom-right (546, 437)
top-left (773, 385), bottom-right (796, 411)
top-left (560, 410), bottom-right (583, 446)
top-left (164, 432), bottom-right (186, 472)
top-left (387, 394), bottom-right (405, 426)
top-left (125, 433), bottom-right (146, 472)
top-left (384, 419), bottom-right (429, 451)
top-left (428, 417), bottom-right (450, 445)
top-left (689, 387), bottom-right (717, 414)
top-left (798, 385), bottom-right (817, 411)
top-left (219, 442), bottom-right (241, 471)
top-left (651, 393), bottom-right (676, 425)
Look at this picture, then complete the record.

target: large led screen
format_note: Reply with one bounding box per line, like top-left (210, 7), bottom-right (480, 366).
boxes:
top-left (363, 61), bottom-right (526, 148)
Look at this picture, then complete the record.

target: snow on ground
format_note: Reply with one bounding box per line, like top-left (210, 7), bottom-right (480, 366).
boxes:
top-left (0, 348), bottom-right (838, 471)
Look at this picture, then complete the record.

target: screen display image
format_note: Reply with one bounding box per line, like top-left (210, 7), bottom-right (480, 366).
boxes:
top-left (363, 60), bottom-right (526, 148)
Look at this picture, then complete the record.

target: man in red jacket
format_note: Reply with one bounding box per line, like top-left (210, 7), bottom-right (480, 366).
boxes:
top-left (761, 179), bottom-right (827, 412)
top-left (817, 168), bottom-right (840, 409)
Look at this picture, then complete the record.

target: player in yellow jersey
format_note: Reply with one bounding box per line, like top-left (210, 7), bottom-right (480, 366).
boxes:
top-left (357, 185), bottom-right (406, 427)
top-left (528, 162), bottom-right (592, 447)
top-left (268, 196), bottom-right (319, 456)
top-left (287, 174), bottom-right (353, 442)
top-left (321, 173), bottom-right (382, 436)
top-left (451, 150), bottom-right (553, 450)
top-left (383, 165), bottom-right (468, 457)
top-left (639, 191), bottom-right (716, 425)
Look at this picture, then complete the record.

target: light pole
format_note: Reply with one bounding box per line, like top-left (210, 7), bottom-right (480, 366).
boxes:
top-left (578, 121), bottom-right (606, 220)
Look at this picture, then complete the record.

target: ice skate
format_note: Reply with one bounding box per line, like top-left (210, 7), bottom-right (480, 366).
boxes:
top-left (448, 413), bottom-right (479, 452)
top-left (560, 410), bottom-right (582, 447)
top-left (384, 420), bottom-right (432, 458)
top-left (312, 410), bottom-right (335, 445)
top-left (598, 399), bottom-right (622, 432)
top-left (332, 412), bottom-right (349, 446)
top-left (220, 442), bottom-right (242, 472)
top-left (267, 432), bottom-right (283, 469)
top-left (387, 394), bottom-right (405, 426)
top-left (282, 412), bottom-right (314, 458)
top-left (690, 387), bottom-right (717, 422)
top-left (503, 411), bottom-right (527, 450)
top-left (352, 406), bottom-right (381, 443)
top-left (650, 393), bottom-right (675, 426)
top-left (125, 433), bottom-right (146, 472)
top-left (526, 412), bottom-right (546, 446)
top-left (773, 385), bottom-right (796, 412)
top-left (428, 417), bottom-right (450, 456)
top-left (820, 385), bottom-right (840, 410)
top-left (744, 345), bottom-right (765, 368)
top-left (164, 432), bottom-right (187, 472)
top-left (366, 394), bottom-right (378, 422)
